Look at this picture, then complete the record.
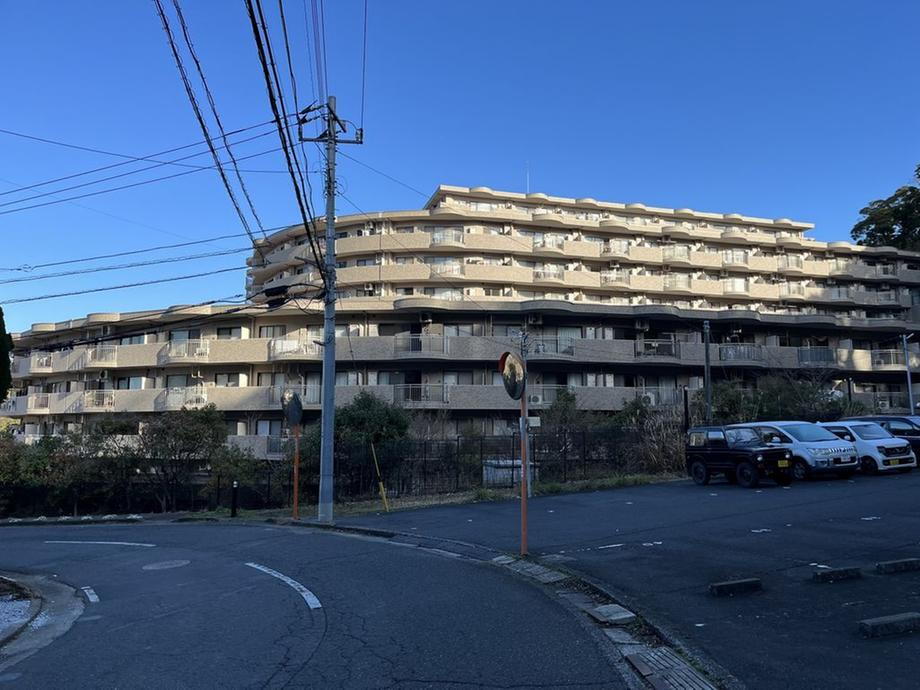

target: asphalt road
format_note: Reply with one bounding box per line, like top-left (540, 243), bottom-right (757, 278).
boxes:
top-left (346, 472), bottom-right (920, 690)
top-left (0, 523), bottom-right (622, 689)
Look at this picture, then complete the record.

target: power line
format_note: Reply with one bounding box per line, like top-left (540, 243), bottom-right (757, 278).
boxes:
top-left (319, 0), bottom-right (329, 95)
top-left (0, 266), bottom-right (247, 305)
top-left (0, 230), bottom-right (263, 272)
top-left (169, 0), bottom-right (268, 238)
top-left (309, 0), bottom-right (326, 103)
top-left (0, 129), bottom-right (277, 209)
top-left (153, 0), bottom-right (266, 262)
top-left (0, 247), bottom-right (253, 285)
top-left (0, 121), bottom-right (289, 194)
top-left (0, 145), bottom-right (282, 217)
top-left (359, 0), bottom-right (368, 131)
top-left (338, 150), bottom-right (427, 197)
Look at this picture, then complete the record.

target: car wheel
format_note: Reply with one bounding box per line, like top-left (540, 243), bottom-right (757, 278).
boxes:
top-left (792, 459), bottom-right (811, 482)
top-left (690, 460), bottom-right (710, 485)
top-left (775, 473), bottom-right (793, 487)
top-left (860, 456), bottom-right (878, 475)
top-left (736, 461), bottom-right (760, 488)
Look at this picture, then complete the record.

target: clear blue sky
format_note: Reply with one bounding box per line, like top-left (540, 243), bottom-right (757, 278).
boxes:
top-left (1, 0), bottom-right (918, 333)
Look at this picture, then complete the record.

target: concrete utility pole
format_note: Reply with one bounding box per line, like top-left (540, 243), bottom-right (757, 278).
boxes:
top-left (703, 320), bottom-right (712, 425)
top-left (518, 328), bottom-right (530, 555)
top-left (903, 333), bottom-right (915, 413)
top-left (302, 96), bottom-right (363, 524)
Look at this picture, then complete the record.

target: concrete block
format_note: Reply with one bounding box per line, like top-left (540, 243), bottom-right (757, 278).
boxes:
top-left (876, 558), bottom-right (920, 574)
top-left (859, 612), bottom-right (920, 638)
top-left (709, 578), bottom-right (763, 597)
top-left (588, 603), bottom-right (637, 625)
top-left (813, 567), bottom-right (862, 583)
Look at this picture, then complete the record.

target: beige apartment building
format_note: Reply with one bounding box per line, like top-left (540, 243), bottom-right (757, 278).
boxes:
top-left (5, 184), bottom-right (920, 457)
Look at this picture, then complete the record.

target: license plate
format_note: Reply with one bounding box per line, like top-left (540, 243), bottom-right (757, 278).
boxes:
top-left (778, 460), bottom-right (789, 468)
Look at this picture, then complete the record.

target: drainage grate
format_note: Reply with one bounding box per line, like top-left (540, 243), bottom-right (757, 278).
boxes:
top-left (625, 647), bottom-right (715, 690)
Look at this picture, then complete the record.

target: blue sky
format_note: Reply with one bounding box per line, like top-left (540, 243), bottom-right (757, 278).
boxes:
top-left (1, 0), bottom-right (918, 332)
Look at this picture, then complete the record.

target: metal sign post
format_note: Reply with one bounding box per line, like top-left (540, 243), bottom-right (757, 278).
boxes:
top-left (280, 390), bottom-right (303, 520)
top-left (499, 350), bottom-right (528, 556)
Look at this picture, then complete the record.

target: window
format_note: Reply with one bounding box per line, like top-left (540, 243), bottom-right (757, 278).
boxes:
top-left (395, 287), bottom-right (415, 296)
top-left (884, 419), bottom-right (919, 434)
top-left (335, 370), bottom-right (362, 385)
top-left (335, 261), bottom-right (347, 269)
top-left (256, 420), bottom-right (283, 436)
top-left (444, 324), bottom-right (474, 337)
top-left (257, 372), bottom-right (285, 387)
top-left (115, 376), bottom-right (143, 390)
top-left (216, 327), bottom-right (242, 340)
top-left (215, 373), bottom-right (240, 387)
top-left (706, 430), bottom-right (726, 442)
top-left (119, 334), bottom-right (146, 345)
top-left (166, 374), bottom-right (188, 388)
top-left (780, 424), bottom-right (838, 442)
top-left (169, 329), bottom-right (200, 341)
top-left (688, 431), bottom-right (706, 447)
top-left (335, 231), bottom-right (348, 239)
top-left (259, 325), bottom-right (287, 339)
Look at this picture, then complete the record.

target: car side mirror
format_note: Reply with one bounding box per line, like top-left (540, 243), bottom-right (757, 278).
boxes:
top-left (843, 434), bottom-right (853, 442)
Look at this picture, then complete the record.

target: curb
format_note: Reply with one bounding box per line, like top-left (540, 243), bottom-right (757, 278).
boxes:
top-left (0, 575), bottom-right (43, 649)
top-left (0, 516), bottom-right (144, 528)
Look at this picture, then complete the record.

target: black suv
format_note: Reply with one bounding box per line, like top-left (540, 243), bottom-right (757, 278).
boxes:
top-left (686, 426), bottom-right (794, 488)
top-left (843, 415), bottom-right (920, 456)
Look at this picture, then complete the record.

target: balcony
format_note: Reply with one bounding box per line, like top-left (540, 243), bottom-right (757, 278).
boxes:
top-left (158, 386), bottom-right (208, 411)
top-left (267, 385), bottom-right (321, 405)
top-left (161, 339), bottom-right (210, 362)
top-left (722, 252), bottom-right (749, 267)
top-left (600, 271), bottom-right (628, 287)
top-left (602, 242), bottom-right (630, 258)
top-left (530, 337), bottom-right (575, 357)
top-left (871, 350), bottom-right (904, 367)
top-left (635, 340), bottom-right (680, 358)
top-left (394, 334), bottom-right (448, 355)
top-left (83, 390), bottom-right (115, 411)
top-left (533, 268), bottom-right (565, 283)
top-left (428, 263), bottom-right (462, 277)
top-left (798, 347), bottom-right (837, 366)
top-left (662, 245), bottom-right (691, 265)
top-left (268, 338), bottom-right (321, 360)
top-left (429, 228), bottom-right (465, 246)
top-left (718, 344), bottom-right (764, 362)
top-left (663, 274), bottom-right (692, 292)
top-left (30, 352), bottom-right (53, 373)
top-left (394, 384), bottom-right (448, 407)
top-left (533, 235), bottom-right (566, 253)
top-left (85, 344), bottom-right (118, 367)
top-left (777, 256), bottom-right (804, 273)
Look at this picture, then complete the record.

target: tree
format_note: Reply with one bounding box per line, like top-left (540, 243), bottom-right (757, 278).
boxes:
top-left (334, 391), bottom-right (410, 445)
top-left (851, 164), bottom-right (920, 250)
top-left (0, 307), bottom-right (12, 404)
top-left (137, 404), bottom-right (228, 512)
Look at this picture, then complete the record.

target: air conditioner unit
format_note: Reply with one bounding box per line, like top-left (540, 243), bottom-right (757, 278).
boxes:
top-left (878, 399), bottom-right (891, 410)
top-left (363, 283), bottom-right (375, 291)
top-left (528, 393), bottom-right (543, 405)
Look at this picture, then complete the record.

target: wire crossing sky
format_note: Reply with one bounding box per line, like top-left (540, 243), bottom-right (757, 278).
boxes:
top-left (0, 0), bottom-right (917, 332)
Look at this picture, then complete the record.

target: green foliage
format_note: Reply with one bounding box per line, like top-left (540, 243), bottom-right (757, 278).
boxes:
top-left (0, 307), bottom-right (11, 404)
top-left (851, 164), bottom-right (920, 250)
top-left (334, 391), bottom-right (410, 445)
top-left (695, 375), bottom-right (866, 424)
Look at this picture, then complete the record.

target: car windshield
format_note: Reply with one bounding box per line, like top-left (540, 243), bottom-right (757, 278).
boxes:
top-left (851, 423), bottom-right (891, 440)
top-left (725, 428), bottom-right (761, 446)
top-left (781, 423), bottom-right (839, 442)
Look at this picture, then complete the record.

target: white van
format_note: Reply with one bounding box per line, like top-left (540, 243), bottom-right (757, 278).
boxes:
top-left (818, 421), bottom-right (916, 474)
top-left (727, 421), bottom-right (858, 481)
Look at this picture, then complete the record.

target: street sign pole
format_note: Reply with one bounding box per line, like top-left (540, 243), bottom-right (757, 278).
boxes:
top-left (292, 423), bottom-right (301, 520)
top-left (519, 387), bottom-right (528, 557)
top-left (498, 346), bottom-right (528, 557)
top-left (280, 389), bottom-right (304, 521)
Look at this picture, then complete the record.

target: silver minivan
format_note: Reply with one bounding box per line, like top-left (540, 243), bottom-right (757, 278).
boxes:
top-left (727, 421), bottom-right (859, 480)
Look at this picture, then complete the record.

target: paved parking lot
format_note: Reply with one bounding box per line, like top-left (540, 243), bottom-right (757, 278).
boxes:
top-left (347, 472), bottom-right (920, 689)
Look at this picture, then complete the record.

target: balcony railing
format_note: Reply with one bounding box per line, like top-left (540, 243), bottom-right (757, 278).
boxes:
top-left (84, 390), bottom-right (115, 411)
top-left (30, 352), bottom-right (53, 371)
top-left (394, 334), bottom-right (448, 354)
top-left (664, 275), bottom-right (691, 290)
top-left (162, 386), bottom-right (208, 410)
top-left (268, 338), bottom-right (320, 359)
top-left (0, 398), bottom-right (18, 414)
top-left (602, 242), bottom-right (630, 256)
top-left (86, 344), bottom-right (118, 366)
top-left (429, 263), bottom-right (462, 276)
top-left (662, 245), bottom-right (690, 262)
top-left (534, 235), bottom-right (565, 251)
top-left (798, 347), bottom-right (837, 365)
top-left (267, 385), bottom-right (321, 405)
top-left (780, 284), bottom-right (805, 297)
top-left (533, 268), bottom-right (565, 281)
top-left (530, 337), bottom-right (575, 356)
top-left (723, 252), bottom-right (749, 266)
top-left (778, 255), bottom-right (804, 270)
top-left (163, 339), bottom-right (210, 360)
top-left (719, 344), bottom-right (764, 362)
top-left (394, 384), bottom-right (448, 405)
top-left (871, 350), bottom-right (905, 367)
top-left (635, 340), bottom-right (680, 357)
top-left (600, 271), bottom-right (627, 285)
top-left (852, 391), bottom-right (910, 412)
top-left (429, 228), bottom-right (464, 245)
top-left (27, 393), bottom-right (50, 410)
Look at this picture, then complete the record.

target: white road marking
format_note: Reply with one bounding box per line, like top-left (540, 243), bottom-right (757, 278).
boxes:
top-left (694, 623), bottom-right (706, 627)
top-left (245, 562), bottom-right (322, 609)
top-left (597, 543), bottom-right (625, 550)
top-left (860, 516), bottom-right (881, 521)
top-left (80, 586), bottom-right (100, 603)
top-left (641, 541), bottom-right (663, 547)
top-left (44, 540), bottom-right (155, 547)
top-left (751, 529), bottom-right (772, 534)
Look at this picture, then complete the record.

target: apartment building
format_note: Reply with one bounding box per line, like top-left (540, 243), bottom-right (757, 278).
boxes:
top-left (5, 184), bottom-right (920, 456)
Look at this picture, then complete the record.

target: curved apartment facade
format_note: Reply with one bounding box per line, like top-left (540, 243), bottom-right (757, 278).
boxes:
top-left (6, 185), bottom-right (920, 456)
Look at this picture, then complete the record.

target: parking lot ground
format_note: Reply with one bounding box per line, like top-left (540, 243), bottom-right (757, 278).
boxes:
top-left (343, 472), bottom-right (920, 689)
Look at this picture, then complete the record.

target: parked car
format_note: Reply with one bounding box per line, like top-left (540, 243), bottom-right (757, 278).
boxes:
top-left (685, 426), bottom-right (793, 488)
top-left (843, 416), bottom-right (920, 457)
top-left (727, 421), bottom-right (858, 480)
top-left (819, 421), bottom-right (916, 474)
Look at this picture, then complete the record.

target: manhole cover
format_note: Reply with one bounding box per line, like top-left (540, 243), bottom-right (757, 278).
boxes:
top-left (142, 560), bottom-right (190, 571)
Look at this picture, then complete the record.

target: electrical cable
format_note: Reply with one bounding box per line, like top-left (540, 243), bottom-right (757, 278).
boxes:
top-left (359, 0), bottom-right (368, 131)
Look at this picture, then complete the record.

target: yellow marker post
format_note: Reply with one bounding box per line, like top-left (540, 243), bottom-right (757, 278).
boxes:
top-left (370, 442), bottom-right (390, 512)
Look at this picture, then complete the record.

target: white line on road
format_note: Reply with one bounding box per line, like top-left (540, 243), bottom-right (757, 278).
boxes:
top-left (245, 562), bottom-right (322, 609)
top-left (44, 540), bottom-right (155, 547)
top-left (597, 543), bottom-right (625, 550)
top-left (80, 586), bottom-right (100, 603)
